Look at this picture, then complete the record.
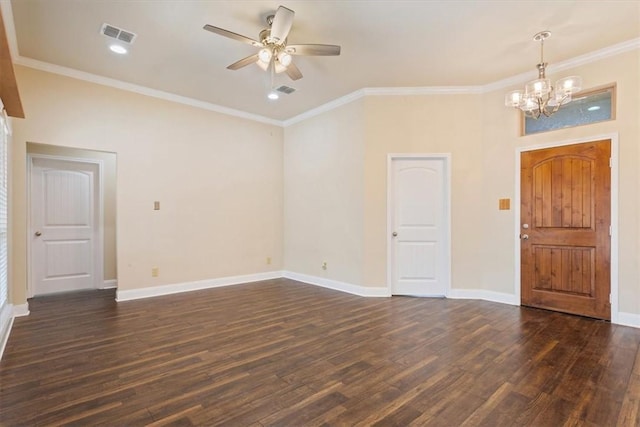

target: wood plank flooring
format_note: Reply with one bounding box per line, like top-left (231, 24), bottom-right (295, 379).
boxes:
top-left (2, 278), bottom-right (640, 426)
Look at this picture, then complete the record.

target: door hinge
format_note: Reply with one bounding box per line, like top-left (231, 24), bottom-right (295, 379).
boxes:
top-left (609, 225), bottom-right (612, 236)
top-left (609, 293), bottom-right (612, 304)
top-left (609, 157), bottom-right (612, 168)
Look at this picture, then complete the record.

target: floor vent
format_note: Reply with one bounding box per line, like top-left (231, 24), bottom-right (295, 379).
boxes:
top-left (100, 23), bottom-right (137, 44)
top-left (276, 85), bottom-right (296, 95)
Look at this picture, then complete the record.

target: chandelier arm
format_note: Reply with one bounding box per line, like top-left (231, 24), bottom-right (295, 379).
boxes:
top-left (557, 93), bottom-right (571, 107)
top-left (526, 105), bottom-right (541, 120)
top-left (549, 101), bottom-right (563, 116)
top-left (537, 96), bottom-right (544, 113)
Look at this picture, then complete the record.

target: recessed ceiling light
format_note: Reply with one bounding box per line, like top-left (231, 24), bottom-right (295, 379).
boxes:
top-left (109, 44), bottom-right (127, 54)
top-left (267, 91), bottom-right (279, 100)
top-left (587, 106), bottom-right (601, 111)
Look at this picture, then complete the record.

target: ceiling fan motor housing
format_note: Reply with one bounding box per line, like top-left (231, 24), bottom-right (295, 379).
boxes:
top-left (203, 5), bottom-right (341, 82)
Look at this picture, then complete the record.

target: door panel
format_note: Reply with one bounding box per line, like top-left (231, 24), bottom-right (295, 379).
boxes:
top-left (45, 239), bottom-right (92, 278)
top-left (391, 158), bottom-right (448, 296)
top-left (44, 170), bottom-right (92, 226)
top-left (521, 140), bottom-right (610, 319)
top-left (31, 158), bottom-right (99, 295)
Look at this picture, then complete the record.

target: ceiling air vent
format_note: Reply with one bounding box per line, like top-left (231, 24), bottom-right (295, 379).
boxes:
top-left (276, 85), bottom-right (296, 95)
top-left (100, 23), bottom-right (137, 44)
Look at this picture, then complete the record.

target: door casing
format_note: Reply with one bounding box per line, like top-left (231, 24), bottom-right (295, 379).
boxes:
top-left (514, 133), bottom-right (619, 323)
top-left (27, 153), bottom-right (105, 298)
top-left (386, 153), bottom-right (452, 296)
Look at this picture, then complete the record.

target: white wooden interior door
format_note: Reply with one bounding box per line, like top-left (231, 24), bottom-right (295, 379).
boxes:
top-left (30, 157), bottom-right (101, 296)
top-left (390, 157), bottom-right (449, 296)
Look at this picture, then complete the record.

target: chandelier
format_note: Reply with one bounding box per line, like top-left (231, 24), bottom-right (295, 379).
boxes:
top-left (505, 31), bottom-right (582, 119)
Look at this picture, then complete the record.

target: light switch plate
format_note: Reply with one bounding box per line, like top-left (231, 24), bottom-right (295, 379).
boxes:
top-left (499, 198), bottom-right (511, 210)
top-left (154, 201), bottom-right (160, 210)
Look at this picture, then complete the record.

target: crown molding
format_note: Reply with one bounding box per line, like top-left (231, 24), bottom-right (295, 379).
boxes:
top-left (292, 37), bottom-right (639, 124)
top-left (15, 57), bottom-right (282, 126)
top-left (282, 89), bottom-right (366, 127)
top-left (548, 37), bottom-right (640, 75)
top-left (483, 37), bottom-right (640, 93)
top-left (282, 85), bottom-right (484, 127)
top-left (1, 0), bottom-right (282, 126)
top-left (364, 86), bottom-right (483, 96)
top-left (3, 0), bottom-right (638, 130)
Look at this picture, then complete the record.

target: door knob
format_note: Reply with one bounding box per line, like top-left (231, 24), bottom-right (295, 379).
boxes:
top-left (34, 231), bottom-right (42, 237)
top-left (521, 234), bottom-right (529, 240)
top-left (392, 232), bottom-right (398, 237)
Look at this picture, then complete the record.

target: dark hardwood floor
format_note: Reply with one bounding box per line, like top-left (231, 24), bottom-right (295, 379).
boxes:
top-left (1, 278), bottom-right (640, 426)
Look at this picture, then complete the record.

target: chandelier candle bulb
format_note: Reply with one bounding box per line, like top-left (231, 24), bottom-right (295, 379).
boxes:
top-left (505, 90), bottom-right (524, 107)
top-left (526, 79), bottom-right (551, 97)
top-left (556, 75), bottom-right (582, 95)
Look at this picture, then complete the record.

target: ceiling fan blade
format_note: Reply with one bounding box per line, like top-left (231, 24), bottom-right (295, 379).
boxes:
top-left (270, 6), bottom-right (294, 44)
top-left (203, 24), bottom-right (261, 47)
top-left (286, 44), bottom-right (341, 56)
top-left (227, 54), bottom-right (259, 70)
top-left (285, 62), bottom-right (303, 81)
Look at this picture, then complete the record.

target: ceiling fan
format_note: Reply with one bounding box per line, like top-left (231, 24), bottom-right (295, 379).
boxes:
top-left (203, 5), bottom-right (341, 81)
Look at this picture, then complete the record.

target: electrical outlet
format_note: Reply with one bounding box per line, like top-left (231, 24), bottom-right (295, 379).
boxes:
top-left (151, 267), bottom-right (159, 277)
top-left (266, 257), bottom-right (272, 265)
top-left (322, 261), bottom-right (327, 270)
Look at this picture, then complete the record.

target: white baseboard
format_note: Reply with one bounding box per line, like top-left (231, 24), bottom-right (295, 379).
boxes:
top-left (0, 303), bottom-right (13, 361)
top-left (100, 279), bottom-right (118, 289)
top-left (447, 288), bottom-right (519, 306)
top-left (617, 312), bottom-right (640, 328)
top-left (13, 303), bottom-right (30, 317)
top-left (103, 270), bottom-right (640, 330)
top-left (115, 271), bottom-right (284, 302)
top-left (283, 271), bottom-right (390, 297)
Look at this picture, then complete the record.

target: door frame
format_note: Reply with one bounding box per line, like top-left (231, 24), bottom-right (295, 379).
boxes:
top-left (386, 153), bottom-right (452, 296)
top-left (27, 153), bottom-right (105, 298)
top-left (514, 133), bottom-right (619, 323)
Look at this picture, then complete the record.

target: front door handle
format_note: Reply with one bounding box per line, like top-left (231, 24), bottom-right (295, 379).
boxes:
top-left (521, 234), bottom-right (529, 240)
top-left (34, 231), bottom-right (42, 237)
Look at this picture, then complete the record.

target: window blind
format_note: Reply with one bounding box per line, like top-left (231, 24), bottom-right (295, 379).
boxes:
top-left (0, 110), bottom-right (8, 310)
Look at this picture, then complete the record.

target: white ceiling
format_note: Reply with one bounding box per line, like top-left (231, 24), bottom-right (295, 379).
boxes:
top-left (6, 0), bottom-right (640, 121)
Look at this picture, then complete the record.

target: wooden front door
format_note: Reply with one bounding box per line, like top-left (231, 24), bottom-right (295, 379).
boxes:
top-left (520, 140), bottom-right (611, 320)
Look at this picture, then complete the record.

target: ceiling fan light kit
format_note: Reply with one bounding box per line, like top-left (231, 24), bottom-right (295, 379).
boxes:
top-left (258, 48), bottom-right (272, 64)
top-left (505, 31), bottom-right (582, 119)
top-left (277, 51), bottom-right (292, 67)
top-left (203, 4), bottom-right (341, 99)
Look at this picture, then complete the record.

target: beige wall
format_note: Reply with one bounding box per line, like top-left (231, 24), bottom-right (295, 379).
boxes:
top-left (488, 50), bottom-right (639, 313)
top-left (283, 49), bottom-right (640, 317)
top-left (25, 143), bottom-right (117, 281)
top-left (10, 66), bottom-right (283, 304)
top-left (284, 100), bottom-right (365, 285)
top-left (363, 95), bottom-right (484, 289)
top-left (9, 48), bottom-right (640, 319)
